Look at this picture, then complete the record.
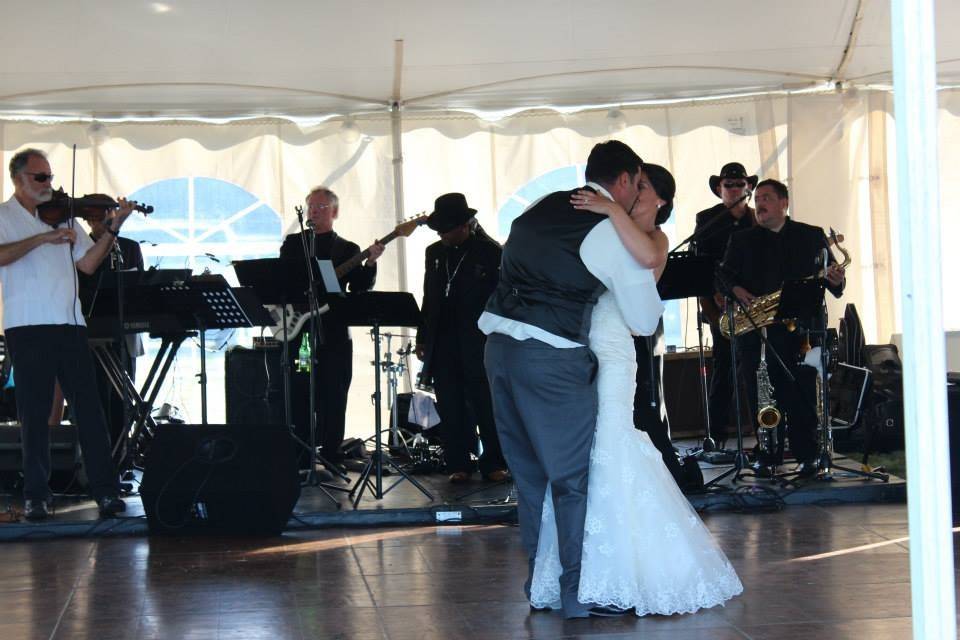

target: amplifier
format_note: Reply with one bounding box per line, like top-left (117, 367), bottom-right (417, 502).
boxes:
top-left (224, 346), bottom-right (284, 426)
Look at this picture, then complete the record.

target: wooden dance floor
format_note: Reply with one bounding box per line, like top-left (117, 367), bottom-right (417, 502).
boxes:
top-left (0, 502), bottom-right (931, 640)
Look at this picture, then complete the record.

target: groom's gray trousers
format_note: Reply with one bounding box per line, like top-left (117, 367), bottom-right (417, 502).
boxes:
top-left (484, 333), bottom-right (598, 619)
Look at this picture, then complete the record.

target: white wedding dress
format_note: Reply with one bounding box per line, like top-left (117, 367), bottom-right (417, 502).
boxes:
top-left (529, 292), bottom-right (743, 615)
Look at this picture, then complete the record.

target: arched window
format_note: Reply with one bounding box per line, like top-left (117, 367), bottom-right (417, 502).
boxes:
top-left (122, 177), bottom-right (283, 423)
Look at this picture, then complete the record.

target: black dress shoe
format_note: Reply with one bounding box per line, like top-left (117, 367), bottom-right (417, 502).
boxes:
top-left (24, 499), bottom-right (50, 521)
top-left (97, 496), bottom-right (126, 518)
top-left (751, 462), bottom-right (776, 478)
top-left (795, 461), bottom-right (819, 479)
top-left (587, 605), bottom-right (632, 617)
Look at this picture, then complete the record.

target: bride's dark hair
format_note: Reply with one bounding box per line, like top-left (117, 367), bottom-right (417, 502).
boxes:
top-left (643, 163), bottom-right (676, 225)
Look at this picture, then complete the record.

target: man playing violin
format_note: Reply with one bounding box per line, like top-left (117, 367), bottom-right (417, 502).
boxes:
top-left (0, 148), bottom-right (134, 520)
top-left (278, 186), bottom-right (384, 472)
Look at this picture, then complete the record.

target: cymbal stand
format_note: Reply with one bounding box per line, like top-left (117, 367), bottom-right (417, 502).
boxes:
top-left (380, 333), bottom-right (414, 455)
top-left (810, 303), bottom-right (889, 482)
top-left (349, 323), bottom-right (434, 509)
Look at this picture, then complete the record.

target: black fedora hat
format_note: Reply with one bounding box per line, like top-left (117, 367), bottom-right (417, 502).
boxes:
top-left (709, 162), bottom-right (759, 196)
top-left (427, 193), bottom-right (476, 233)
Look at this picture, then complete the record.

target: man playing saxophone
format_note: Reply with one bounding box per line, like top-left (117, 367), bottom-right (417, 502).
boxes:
top-left (717, 179), bottom-right (845, 477)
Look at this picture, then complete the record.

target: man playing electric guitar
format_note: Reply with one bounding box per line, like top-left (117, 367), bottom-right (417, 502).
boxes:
top-left (278, 187), bottom-right (384, 471)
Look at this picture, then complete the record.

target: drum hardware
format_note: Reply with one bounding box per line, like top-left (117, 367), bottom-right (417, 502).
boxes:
top-left (342, 292), bottom-right (434, 508)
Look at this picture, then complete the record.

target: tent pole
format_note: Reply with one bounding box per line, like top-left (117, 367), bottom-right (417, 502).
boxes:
top-left (390, 101), bottom-right (407, 293)
top-left (890, 2), bottom-right (955, 639)
top-left (390, 40), bottom-right (408, 294)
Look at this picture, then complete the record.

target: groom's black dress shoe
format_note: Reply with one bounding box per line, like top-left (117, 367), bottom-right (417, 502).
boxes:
top-left (587, 605), bottom-right (632, 617)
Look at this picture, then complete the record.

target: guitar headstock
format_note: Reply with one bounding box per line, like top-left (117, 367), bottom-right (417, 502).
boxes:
top-left (395, 213), bottom-right (430, 238)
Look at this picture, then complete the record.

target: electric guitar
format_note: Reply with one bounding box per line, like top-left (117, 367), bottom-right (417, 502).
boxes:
top-left (268, 214), bottom-right (429, 341)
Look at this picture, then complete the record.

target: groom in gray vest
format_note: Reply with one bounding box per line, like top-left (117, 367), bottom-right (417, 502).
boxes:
top-left (480, 141), bottom-right (663, 618)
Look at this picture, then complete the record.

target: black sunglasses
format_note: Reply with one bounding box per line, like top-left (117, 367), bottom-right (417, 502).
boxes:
top-left (24, 172), bottom-right (54, 183)
top-left (722, 181), bottom-right (746, 189)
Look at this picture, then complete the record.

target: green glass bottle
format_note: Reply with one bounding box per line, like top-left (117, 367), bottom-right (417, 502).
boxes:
top-left (297, 333), bottom-right (311, 373)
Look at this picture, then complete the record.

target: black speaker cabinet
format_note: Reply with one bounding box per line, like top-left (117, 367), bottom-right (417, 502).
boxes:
top-left (224, 346), bottom-right (284, 426)
top-left (140, 424), bottom-right (300, 535)
top-left (0, 423), bottom-right (83, 491)
top-left (663, 351), bottom-right (706, 438)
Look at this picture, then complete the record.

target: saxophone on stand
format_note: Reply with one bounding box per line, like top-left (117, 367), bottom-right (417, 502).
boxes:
top-left (755, 328), bottom-right (782, 460)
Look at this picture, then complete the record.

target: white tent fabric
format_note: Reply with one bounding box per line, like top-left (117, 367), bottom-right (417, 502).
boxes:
top-left (1, 1), bottom-right (958, 120)
top-left (2, 88), bottom-right (955, 431)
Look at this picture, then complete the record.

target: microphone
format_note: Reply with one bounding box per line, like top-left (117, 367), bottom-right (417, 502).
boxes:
top-left (306, 220), bottom-right (315, 230)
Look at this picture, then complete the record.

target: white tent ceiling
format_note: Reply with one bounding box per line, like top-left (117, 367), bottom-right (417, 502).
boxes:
top-left (2, 0), bottom-right (958, 120)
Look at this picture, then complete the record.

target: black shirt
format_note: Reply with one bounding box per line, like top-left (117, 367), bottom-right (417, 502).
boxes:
top-left (278, 230), bottom-right (377, 343)
top-left (693, 202), bottom-right (754, 261)
top-left (718, 218), bottom-right (845, 300)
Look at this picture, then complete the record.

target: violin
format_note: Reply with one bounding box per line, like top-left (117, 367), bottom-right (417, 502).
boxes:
top-left (36, 187), bottom-right (153, 227)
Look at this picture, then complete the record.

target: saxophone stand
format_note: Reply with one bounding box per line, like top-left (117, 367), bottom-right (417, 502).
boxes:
top-left (705, 274), bottom-right (804, 487)
top-left (809, 300), bottom-right (889, 483)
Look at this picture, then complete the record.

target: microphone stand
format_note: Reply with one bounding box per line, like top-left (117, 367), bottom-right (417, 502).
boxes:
top-left (108, 235), bottom-right (133, 485)
top-left (294, 208), bottom-right (346, 507)
top-left (674, 193), bottom-right (749, 459)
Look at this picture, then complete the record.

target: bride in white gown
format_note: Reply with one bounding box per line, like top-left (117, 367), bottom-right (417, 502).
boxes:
top-left (529, 163), bottom-right (743, 615)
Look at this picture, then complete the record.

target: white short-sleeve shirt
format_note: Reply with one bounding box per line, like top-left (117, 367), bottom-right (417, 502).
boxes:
top-left (0, 196), bottom-right (94, 330)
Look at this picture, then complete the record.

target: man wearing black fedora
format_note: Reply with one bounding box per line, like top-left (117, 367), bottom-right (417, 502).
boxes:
top-left (693, 162), bottom-right (757, 447)
top-left (416, 193), bottom-right (508, 483)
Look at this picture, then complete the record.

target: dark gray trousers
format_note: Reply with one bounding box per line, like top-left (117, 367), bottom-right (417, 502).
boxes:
top-left (6, 325), bottom-right (119, 501)
top-left (484, 333), bottom-right (598, 618)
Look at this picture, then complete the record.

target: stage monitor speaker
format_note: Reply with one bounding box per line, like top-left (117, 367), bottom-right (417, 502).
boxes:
top-left (140, 424), bottom-right (300, 536)
top-left (224, 346), bottom-right (284, 426)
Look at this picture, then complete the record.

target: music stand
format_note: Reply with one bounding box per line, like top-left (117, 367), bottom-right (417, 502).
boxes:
top-left (658, 253), bottom-right (724, 457)
top-left (233, 258), bottom-right (346, 506)
top-left (329, 292), bottom-right (435, 508)
top-left (158, 274), bottom-right (273, 424)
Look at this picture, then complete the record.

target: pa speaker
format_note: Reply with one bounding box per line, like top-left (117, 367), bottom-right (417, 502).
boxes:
top-left (224, 347), bottom-right (284, 426)
top-left (140, 424), bottom-right (300, 535)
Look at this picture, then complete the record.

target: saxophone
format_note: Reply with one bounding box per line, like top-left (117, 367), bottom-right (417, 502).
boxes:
top-left (720, 228), bottom-right (851, 339)
top-left (756, 329), bottom-right (782, 455)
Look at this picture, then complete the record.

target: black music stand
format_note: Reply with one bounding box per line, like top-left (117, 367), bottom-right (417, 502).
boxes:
top-left (169, 274), bottom-right (274, 424)
top-left (233, 258), bottom-right (346, 506)
top-left (329, 292), bottom-right (435, 508)
top-left (658, 253), bottom-right (726, 458)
